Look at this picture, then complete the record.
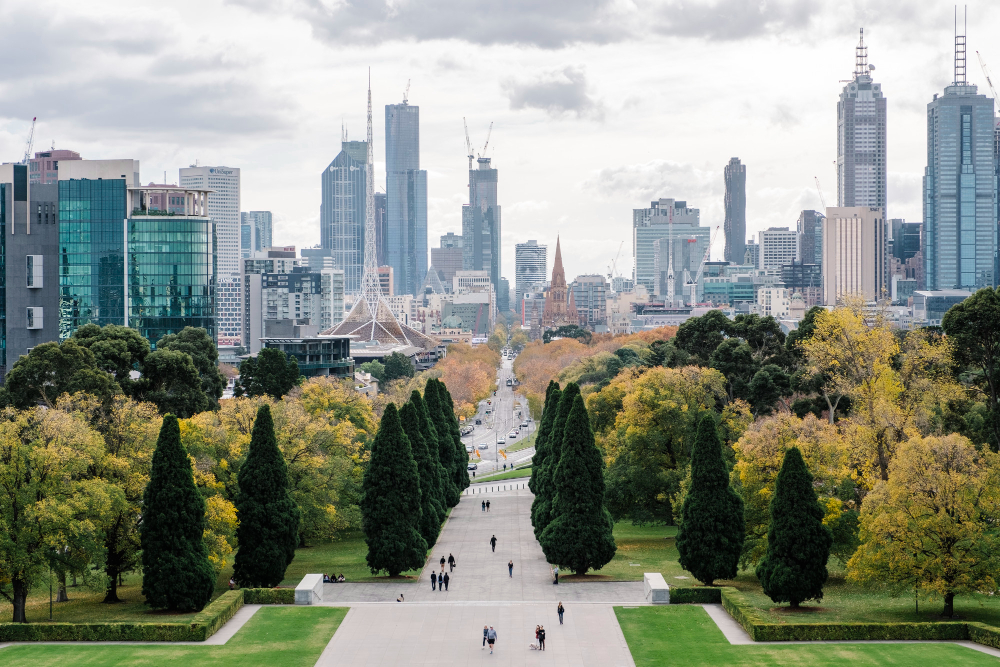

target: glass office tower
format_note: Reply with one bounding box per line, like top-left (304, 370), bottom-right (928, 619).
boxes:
top-left (385, 101), bottom-right (428, 296)
top-left (321, 140), bottom-right (367, 295)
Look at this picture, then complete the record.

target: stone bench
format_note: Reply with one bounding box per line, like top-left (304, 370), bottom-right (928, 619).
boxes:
top-left (643, 572), bottom-right (669, 604)
top-left (295, 573), bottom-right (324, 605)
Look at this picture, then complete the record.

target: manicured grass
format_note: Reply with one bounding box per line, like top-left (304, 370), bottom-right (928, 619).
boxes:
top-left (567, 523), bottom-right (691, 583)
top-left (0, 606), bottom-right (347, 666)
top-left (281, 530), bottom-right (422, 585)
top-left (471, 467), bottom-right (531, 483)
top-left (506, 431), bottom-right (536, 452)
top-left (615, 605), bottom-right (998, 666)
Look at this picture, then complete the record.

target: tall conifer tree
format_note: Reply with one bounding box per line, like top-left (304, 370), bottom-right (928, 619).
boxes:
top-left (400, 394), bottom-right (444, 545)
top-left (528, 381), bottom-right (560, 495)
top-left (756, 447), bottom-right (832, 607)
top-left (439, 382), bottom-right (471, 495)
top-left (361, 403), bottom-right (428, 576)
top-left (539, 393), bottom-right (616, 574)
top-left (415, 389), bottom-right (447, 520)
top-left (425, 379), bottom-right (459, 507)
top-left (141, 415), bottom-right (215, 611)
top-left (532, 383), bottom-right (579, 538)
top-left (233, 405), bottom-right (301, 588)
top-left (676, 413), bottom-right (745, 585)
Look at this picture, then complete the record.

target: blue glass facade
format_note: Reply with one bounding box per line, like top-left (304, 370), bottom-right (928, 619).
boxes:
top-left (0, 183), bottom-right (6, 367)
top-left (321, 144), bottom-right (367, 295)
top-left (127, 214), bottom-right (215, 347)
top-left (58, 178), bottom-right (128, 338)
top-left (385, 103), bottom-right (427, 296)
top-left (924, 85), bottom-right (996, 290)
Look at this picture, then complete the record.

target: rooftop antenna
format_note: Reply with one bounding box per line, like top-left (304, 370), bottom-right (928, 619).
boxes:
top-left (955, 5), bottom-right (968, 85)
top-left (855, 27), bottom-right (868, 78)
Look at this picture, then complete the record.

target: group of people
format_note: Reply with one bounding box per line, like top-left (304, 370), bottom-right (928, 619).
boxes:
top-left (481, 499), bottom-right (491, 512)
top-left (430, 553), bottom-right (456, 591)
top-left (322, 573), bottom-right (346, 583)
top-left (481, 603), bottom-right (564, 655)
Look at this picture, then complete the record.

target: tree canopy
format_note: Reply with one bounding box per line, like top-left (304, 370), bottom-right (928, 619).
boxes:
top-left (235, 348), bottom-right (301, 399)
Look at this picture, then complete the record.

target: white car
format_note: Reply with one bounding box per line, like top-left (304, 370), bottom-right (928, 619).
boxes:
top-left (466, 445), bottom-right (474, 452)
top-left (496, 438), bottom-right (506, 445)
top-left (480, 443), bottom-right (491, 450)
top-left (508, 431), bottom-right (517, 439)
top-left (521, 421), bottom-right (529, 428)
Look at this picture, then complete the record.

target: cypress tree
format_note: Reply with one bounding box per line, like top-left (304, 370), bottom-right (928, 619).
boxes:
top-left (400, 393), bottom-right (444, 545)
top-left (528, 381), bottom-right (560, 495)
top-left (140, 415), bottom-right (215, 611)
top-left (532, 383), bottom-right (580, 539)
top-left (539, 392), bottom-right (617, 574)
top-left (676, 413), bottom-right (745, 586)
top-left (361, 404), bottom-right (428, 576)
top-left (425, 379), bottom-right (459, 507)
top-left (233, 405), bottom-right (301, 588)
top-left (439, 383), bottom-right (471, 495)
top-left (756, 447), bottom-right (832, 607)
top-left (415, 389), bottom-right (448, 521)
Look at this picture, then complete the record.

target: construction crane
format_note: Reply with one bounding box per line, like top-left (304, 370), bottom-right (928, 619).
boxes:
top-left (21, 117), bottom-right (36, 165)
top-left (977, 51), bottom-right (999, 100)
top-left (403, 79), bottom-right (410, 104)
top-left (463, 117), bottom-right (474, 169)
top-left (814, 176), bottom-right (828, 211)
top-left (480, 121), bottom-right (493, 158)
top-left (686, 225), bottom-right (722, 306)
top-left (607, 241), bottom-right (624, 280)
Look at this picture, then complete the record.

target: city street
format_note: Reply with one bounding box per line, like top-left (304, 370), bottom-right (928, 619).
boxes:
top-left (463, 354), bottom-right (534, 477)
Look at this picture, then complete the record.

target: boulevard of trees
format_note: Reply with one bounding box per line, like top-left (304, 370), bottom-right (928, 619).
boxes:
top-left (515, 289), bottom-right (1000, 617)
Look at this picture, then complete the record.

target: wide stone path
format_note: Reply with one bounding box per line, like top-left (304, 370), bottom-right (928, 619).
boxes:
top-left (315, 488), bottom-right (641, 665)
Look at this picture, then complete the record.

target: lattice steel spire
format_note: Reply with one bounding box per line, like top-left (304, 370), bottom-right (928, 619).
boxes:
top-left (360, 72), bottom-right (382, 304)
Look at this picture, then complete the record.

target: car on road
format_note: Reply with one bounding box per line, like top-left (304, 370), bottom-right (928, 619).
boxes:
top-left (496, 437), bottom-right (506, 445)
top-left (475, 419), bottom-right (482, 425)
top-left (460, 425), bottom-right (474, 436)
top-left (521, 421), bottom-right (529, 428)
top-left (479, 443), bottom-right (490, 450)
top-left (466, 445), bottom-right (474, 452)
top-left (506, 379), bottom-right (512, 386)
top-left (507, 431), bottom-right (517, 438)
top-left (467, 463), bottom-right (478, 471)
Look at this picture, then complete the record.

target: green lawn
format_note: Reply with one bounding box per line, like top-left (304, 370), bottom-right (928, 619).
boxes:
top-left (506, 431), bottom-right (536, 452)
top-left (281, 530), bottom-right (422, 585)
top-left (0, 606), bottom-right (347, 667)
top-left (471, 467), bottom-right (531, 483)
top-left (615, 605), bottom-right (999, 666)
top-left (563, 523), bottom-right (688, 583)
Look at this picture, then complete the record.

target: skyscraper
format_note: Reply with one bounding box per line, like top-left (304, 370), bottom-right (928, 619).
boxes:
top-left (514, 240), bottom-right (547, 313)
top-left (179, 165), bottom-right (241, 345)
top-left (823, 206), bottom-right (886, 304)
top-left (923, 16), bottom-right (996, 290)
top-left (837, 29), bottom-right (887, 210)
top-left (723, 158), bottom-right (746, 264)
top-left (321, 140), bottom-right (367, 295)
top-left (797, 210), bottom-right (825, 266)
top-left (241, 211), bottom-right (272, 258)
top-left (462, 157), bottom-right (501, 291)
top-left (385, 100), bottom-right (427, 297)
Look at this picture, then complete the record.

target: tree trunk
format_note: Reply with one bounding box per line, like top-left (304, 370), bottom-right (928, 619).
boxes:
top-left (103, 561), bottom-right (121, 603)
top-left (942, 592), bottom-right (955, 618)
top-left (12, 578), bottom-right (28, 623)
top-left (56, 569), bottom-right (69, 602)
top-left (790, 599), bottom-right (800, 609)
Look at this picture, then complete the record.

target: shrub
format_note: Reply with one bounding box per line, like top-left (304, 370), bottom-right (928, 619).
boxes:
top-left (242, 587), bottom-right (296, 604)
top-left (669, 587), bottom-right (722, 604)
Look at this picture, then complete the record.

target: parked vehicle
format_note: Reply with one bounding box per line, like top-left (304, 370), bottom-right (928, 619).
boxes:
top-left (475, 419), bottom-right (482, 425)
top-left (467, 463), bottom-right (478, 471)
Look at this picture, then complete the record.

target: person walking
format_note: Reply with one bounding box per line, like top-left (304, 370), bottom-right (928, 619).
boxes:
top-left (443, 572), bottom-right (450, 591)
top-left (553, 566), bottom-right (559, 585)
top-left (487, 626), bottom-right (497, 654)
top-left (538, 625), bottom-right (546, 651)
top-left (482, 500), bottom-right (486, 512)
top-left (486, 500), bottom-right (491, 512)
top-left (490, 535), bottom-right (497, 552)
top-left (508, 560), bottom-right (513, 577)
top-left (482, 625), bottom-right (489, 649)
top-left (440, 556), bottom-right (446, 572)
top-left (448, 553), bottom-right (456, 572)
top-left (431, 571), bottom-right (437, 591)
top-left (557, 602), bottom-right (565, 624)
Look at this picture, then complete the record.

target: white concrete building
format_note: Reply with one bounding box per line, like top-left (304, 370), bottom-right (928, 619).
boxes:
top-left (754, 286), bottom-right (791, 319)
top-left (758, 227), bottom-right (799, 270)
top-left (823, 206), bottom-right (886, 305)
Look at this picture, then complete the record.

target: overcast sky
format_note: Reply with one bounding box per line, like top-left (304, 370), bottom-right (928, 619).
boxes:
top-left (1, 0), bottom-right (997, 282)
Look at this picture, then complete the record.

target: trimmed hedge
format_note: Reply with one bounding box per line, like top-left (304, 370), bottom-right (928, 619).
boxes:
top-left (0, 590), bottom-right (244, 642)
top-left (670, 587), bottom-right (722, 604)
top-left (968, 622), bottom-right (1000, 650)
top-left (242, 587), bottom-right (295, 604)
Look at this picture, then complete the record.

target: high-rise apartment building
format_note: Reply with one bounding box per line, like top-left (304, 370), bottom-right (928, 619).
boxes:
top-left (759, 227), bottom-right (799, 270)
top-left (890, 219), bottom-right (922, 261)
top-left (385, 100), bottom-right (427, 296)
top-left (823, 206), bottom-right (886, 304)
top-left (723, 158), bottom-right (746, 264)
top-left (431, 232), bottom-right (463, 287)
top-left (797, 210), bottom-right (825, 266)
top-left (923, 24), bottom-right (997, 291)
top-left (837, 29), bottom-right (887, 210)
top-left (29, 148), bottom-right (82, 185)
top-left (462, 157), bottom-right (501, 291)
top-left (514, 240), bottom-right (547, 313)
top-left (241, 211), bottom-right (272, 258)
top-left (321, 140), bottom-right (367, 295)
top-left (570, 275), bottom-right (609, 326)
top-left (179, 165), bottom-right (241, 345)
top-left (633, 198), bottom-right (707, 297)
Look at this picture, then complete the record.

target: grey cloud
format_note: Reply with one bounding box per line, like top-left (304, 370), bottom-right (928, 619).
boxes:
top-left (769, 103), bottom-right (800, 129)
top-left (583, 160), bottom-right (722, 204)
top-left (501, 67), bottom-right (604, 119)
top-left (651, 0), bottom-right (815, 41)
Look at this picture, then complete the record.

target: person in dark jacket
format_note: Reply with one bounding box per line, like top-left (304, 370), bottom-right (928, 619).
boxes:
top-left (486, 500), bottom-right (491, 512)
top-left (442, 572), bottom-right (450, 591)
top-left (557, 602), bottom-right (565, 624)
top-left (440, 556), bottom-right (446, 572)
top-left (538, 625), bottom-right (546, 651)
top-left (448, 553), bottom-right (456, 571)
top-left (431, 571), bottom-right (437, 590)
top-left (508, 560), bottom-right (513, 577)
top-left (482, 500), bottom-right (486, 512)
top-left (482, 625), bottom-right (488, 648)
top-left (490, 535), bottom-right (497, 552)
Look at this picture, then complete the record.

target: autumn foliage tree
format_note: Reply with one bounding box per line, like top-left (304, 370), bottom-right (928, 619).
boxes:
top-left (433, 343), bottom-right (499, 418)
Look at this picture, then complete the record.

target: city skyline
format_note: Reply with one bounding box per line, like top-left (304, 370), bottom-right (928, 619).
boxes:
top-left (1, 3), bottom-right (999, 283)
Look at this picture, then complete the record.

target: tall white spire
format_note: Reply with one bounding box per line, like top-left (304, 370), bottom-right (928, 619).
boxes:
top-left (360, 71), bottom-right (381, 304)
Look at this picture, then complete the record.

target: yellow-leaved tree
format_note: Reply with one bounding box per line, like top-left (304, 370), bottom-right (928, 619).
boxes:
top-left (848, 433), bottom-right (1000, 617)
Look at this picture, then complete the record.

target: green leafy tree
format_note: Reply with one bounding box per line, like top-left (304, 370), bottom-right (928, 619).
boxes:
top-left (72, 323), bottom-right (150, 396)
top-left (676, 413), bottom-right (745, 585)
top-left (785, 306), bottom-right (825, 360)
top-left (532, 383), bottom-right (579, 539)
top-left (539, 392), bottom-right (617, 574)
top-left (359, 360), bottom-right (385, 383)
top-left (137, 349), bottom-right (211, 417)
top-left (140, 415), bottom-right (215, 611)
top-left (543, 325), bottom-right (592, 344)
top-left (756, 447), bottom-right (832, 607)
top-left (2, 339), bottom-right (120, 408)
top-left (710, 339), bottom-right (757, 401)
top-left (361, 403), bottom-right (427, 576)
top-left (382, 352), bottom-right (415, 383)
top-left (438, 382), bottom-right (471, 496)
top-left (424, 379), bottom-right (459, 507)
top-left (400, 393), bottom-right (444, 545)
top-left (233, 405), bottom-right (301, 587)
top-left (234, 348), bottom-right (301, 399)
top-left (729, 313), bottom-right (787, 365)
top-left (748, 364), bottom-right (792, 416)
top-left (156, 327), bottom-right (226, 406)
top-left (675, 309), bottom-right (731, 362)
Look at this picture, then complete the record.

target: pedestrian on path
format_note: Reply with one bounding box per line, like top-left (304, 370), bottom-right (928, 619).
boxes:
top-left (397, 593), bottom-right (404, 602)
top-left (448, 553), bottom-right (456, 571)
top-left (553, 566), bottom-right (559, 585)
top-left (431, 571), bottom-right (437, 591)
top-left (443, 572), bottom-right (450, 591)
top-left (508, 560), bottom-right (513, 577)
top-left (440, 556), bottom-right (446, 572)
top-left (482, 500), bottom-right (486, 512)
top-left (483, 625), bottom-right (488, 648)
top-left (557, 602), bottom-right (564, 624)
top-left (538, 626), bottom-right (546, 651)
top-left (487, 626), bottom-right (498, 654)
top-left (486, 499), bottom-right (491, 512)
top-left (490, 535), bottom-right (497, 552)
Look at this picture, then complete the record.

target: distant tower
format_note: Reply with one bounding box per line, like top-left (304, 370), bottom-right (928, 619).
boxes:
top-left (837, 28), bottom-right (887, 210)
top-left (723, 158), bottom-right (746, 264)
top-left (542, 236), bottom-right (579, 327)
